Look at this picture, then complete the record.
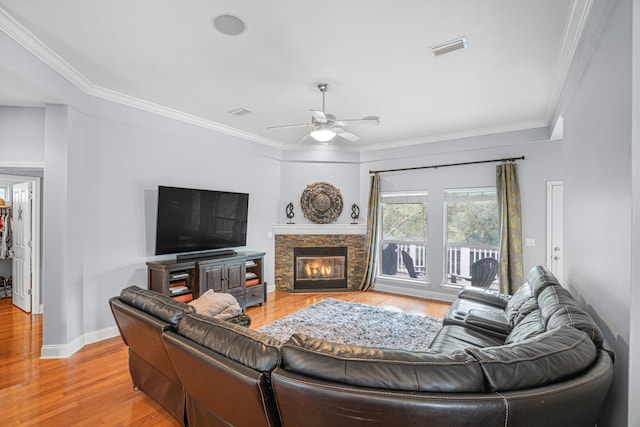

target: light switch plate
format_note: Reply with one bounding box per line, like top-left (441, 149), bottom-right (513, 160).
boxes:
top-left (525, 237), bottom-right (535, 247)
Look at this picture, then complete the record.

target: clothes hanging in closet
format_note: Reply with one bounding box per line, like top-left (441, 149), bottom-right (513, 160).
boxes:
top-left (0, 212), bottom-right (12, 259)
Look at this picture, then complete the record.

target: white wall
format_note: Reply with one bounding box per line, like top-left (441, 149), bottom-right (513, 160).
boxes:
top-left (357, 130), bottom-right (562, 298)
top-left (562, 0), bottom-right (631, 425)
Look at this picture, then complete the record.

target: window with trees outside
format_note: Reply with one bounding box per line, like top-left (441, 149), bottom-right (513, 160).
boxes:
top-left (444, 187), bottom-right (499, 288)
top-left (379, 192), bottom-right (428, 282)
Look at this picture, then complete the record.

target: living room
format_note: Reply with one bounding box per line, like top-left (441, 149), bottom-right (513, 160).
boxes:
top-left (0, 1), bottom-right (637, 425)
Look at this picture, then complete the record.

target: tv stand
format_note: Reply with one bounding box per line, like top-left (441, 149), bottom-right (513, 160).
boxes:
top-left (176, 249), bottom-right (237, 262)
top-left (147, 251), bottom-right (266, 311)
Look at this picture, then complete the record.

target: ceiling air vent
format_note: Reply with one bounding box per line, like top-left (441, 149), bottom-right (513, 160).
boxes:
top-left (229, 107), bottom-right (252, 116)
top-left (429, 37), bottom-right (468, 57)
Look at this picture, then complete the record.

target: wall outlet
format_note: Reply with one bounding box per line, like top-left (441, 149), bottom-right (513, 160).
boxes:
top-left (525, 237), bottom-right (536, 247)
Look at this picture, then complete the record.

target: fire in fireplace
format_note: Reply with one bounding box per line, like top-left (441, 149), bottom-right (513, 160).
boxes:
top-left (293, 247), bottom-right (348, 290)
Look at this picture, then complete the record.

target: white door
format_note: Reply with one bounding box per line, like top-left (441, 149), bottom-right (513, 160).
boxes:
top-left (547, 181), bottom-right (563, 281)
top-left (12, 181), bottom-right (31, 313)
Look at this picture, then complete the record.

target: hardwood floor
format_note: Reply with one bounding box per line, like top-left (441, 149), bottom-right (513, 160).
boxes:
top-left (0, 291), bottom-right (450, 426)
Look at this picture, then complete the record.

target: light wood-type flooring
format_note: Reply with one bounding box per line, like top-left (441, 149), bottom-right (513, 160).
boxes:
top-left (0, 291), bottom-right (450, 426)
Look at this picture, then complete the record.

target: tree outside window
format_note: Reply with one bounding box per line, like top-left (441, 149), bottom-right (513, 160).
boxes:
top-left (379, 192), bottom-right (428, 282)
top-left (444, 188), bottom-right (499, 287)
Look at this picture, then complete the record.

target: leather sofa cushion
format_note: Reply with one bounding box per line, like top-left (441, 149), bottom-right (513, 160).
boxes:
top-left (467, 326), bottom-right (597, 392)
top-left (120, 285), bottom-right (194, 326)
top-left (465, 310), bottom-right (511, 335)
top-left (281, 334), bottom-right (485, 392)
top-left (456, 287), bottom-right (510, 309)
top-left (538, 285), bottom-right (604, 347)
top-left (444, 297), bottom-right (505, 326)
top-left (429, 325), bottom-right (505, 353)
top-left (511, 297), bottom-right (538, 326)
top-left (177, 313), bottom-right (281, 373)
top-left (526, 265), bottom-right (561, 297)
top-left (504, 283), bottom-right (534, 326)
top-left (505, 309), bottom-right (545, 344)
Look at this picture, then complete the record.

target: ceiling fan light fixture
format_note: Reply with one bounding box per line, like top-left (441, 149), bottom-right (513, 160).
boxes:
top-left (310, 127), bottom-right (336, 142)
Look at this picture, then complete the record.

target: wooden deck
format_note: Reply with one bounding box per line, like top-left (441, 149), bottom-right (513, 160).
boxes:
top-left (0, 291), bottom-right (450, 426)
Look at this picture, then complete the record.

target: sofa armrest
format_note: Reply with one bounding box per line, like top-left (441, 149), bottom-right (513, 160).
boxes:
top-left (465, 309), bottom-right (512, 336)
top-left (457, 287), bottom-right (510, 309)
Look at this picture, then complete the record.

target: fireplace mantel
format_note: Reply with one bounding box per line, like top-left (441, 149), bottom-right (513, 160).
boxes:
top-left (272, 224), bottom-right (366, 235)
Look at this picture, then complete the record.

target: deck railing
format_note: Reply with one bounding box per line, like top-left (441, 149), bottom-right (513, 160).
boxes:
top-left (380, 241), bottom-right (499, 283)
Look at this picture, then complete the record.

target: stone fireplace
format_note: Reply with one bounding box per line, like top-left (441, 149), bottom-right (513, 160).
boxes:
top-left (273, 224), bottom-right (366, 292)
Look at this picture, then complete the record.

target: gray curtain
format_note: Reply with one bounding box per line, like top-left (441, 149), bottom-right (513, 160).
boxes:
top-left (496, 162), bottom-right (524, 294)
top-left (359, 174), bottom-right (381, 291)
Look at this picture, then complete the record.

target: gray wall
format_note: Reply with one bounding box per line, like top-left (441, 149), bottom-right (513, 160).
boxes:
top-left (279, 158), bottom-right (361, 225)
top-left (0, 101), bottom-right (282, 352)
top-left (631, 0), bottom-right (640, 420)
top-left (562, 0), bottom-right (631, 425)
top-left (0, 106), bottom-right (44, 163)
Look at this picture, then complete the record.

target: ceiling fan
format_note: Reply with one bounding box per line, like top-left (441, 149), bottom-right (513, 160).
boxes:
top-left (268, 83), bottom-right (380, 143)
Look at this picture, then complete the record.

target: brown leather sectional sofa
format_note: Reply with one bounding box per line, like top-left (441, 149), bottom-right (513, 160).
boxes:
top-left (110, 265), bottom-right (613, 426)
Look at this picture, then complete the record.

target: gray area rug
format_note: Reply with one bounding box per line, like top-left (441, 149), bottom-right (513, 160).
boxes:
top-left (257, 298), bottom-right (443, 352)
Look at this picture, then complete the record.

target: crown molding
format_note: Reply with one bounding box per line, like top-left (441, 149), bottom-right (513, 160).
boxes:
top-left (0, 5), bottom-right (569, 155)
top-left (0, 7), bottom-right (93, 93)
top-left (0, 6), bottom-right (287, 150)
top-left (544, 0), bottom-right (593, 122)
top-left (89, 85), bottom-right (285, 148)
top-left (358, 119), bottom-right (549, 152)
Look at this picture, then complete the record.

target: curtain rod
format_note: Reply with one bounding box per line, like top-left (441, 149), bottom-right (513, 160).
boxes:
top-left (369, 155), bottom-right (525, 175)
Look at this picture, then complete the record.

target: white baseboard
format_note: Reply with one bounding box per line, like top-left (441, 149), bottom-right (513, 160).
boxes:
top-left (40, 326), bottom-right (121, 359)
top-left (373, 282), bottom-right (457, 303)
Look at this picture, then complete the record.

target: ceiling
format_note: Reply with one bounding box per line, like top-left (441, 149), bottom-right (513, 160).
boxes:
top-left (0, 1), bottom-right (589, 150)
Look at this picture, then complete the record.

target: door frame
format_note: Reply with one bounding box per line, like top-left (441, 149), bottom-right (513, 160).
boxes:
top-left (546, 180), bottom-right (563, 282)
top-left (0, 174), bottom-right (41, 314)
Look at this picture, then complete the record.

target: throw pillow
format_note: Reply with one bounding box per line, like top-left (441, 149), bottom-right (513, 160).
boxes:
top-left (189, 290), bottom-right (242, 320)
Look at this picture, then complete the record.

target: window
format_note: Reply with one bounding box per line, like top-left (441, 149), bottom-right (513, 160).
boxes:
top-left (0, 187), bottom-right (6, 201)
top-left (379, 192), bottom-right (428, 282)
top-left (444, 188), bottom-right (499, 287)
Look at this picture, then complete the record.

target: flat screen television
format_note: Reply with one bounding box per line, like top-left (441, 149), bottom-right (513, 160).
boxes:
top-left (155, 185), bottom-right (249, 256)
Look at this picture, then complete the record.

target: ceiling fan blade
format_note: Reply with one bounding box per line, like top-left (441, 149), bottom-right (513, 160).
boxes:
top-left (310, 110), bottom-right (327, 124)
top-left (267, 123), bottom-right (313, 130)
top-left (335, 128), bottom-right (360, 142)
top-left (295, 131), bottom-right (312, 144)
top-left (335, 116), bottom-right (380, 127)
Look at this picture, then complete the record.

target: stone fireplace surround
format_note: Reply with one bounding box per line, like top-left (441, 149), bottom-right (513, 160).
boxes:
top-left (273, 224), bottom-right (366, 292)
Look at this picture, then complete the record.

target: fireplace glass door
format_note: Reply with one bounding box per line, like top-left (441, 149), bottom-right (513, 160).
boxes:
top-left (293, 247), bottom-right (347, 290)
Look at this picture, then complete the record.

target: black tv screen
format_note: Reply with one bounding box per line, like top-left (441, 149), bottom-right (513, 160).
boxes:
top-left (155, 186), bottom-right (249, 255)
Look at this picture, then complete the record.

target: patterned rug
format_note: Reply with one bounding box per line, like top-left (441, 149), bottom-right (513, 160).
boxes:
top-left (256, 298), bottom-right (443, 352)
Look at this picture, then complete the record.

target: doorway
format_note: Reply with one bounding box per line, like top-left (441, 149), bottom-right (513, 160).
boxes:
top-left (0, 173), bottom-right (42, 314)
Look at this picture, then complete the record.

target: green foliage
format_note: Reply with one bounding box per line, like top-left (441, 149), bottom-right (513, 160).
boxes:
top-left (382, 203), bottom-right (426, 242)
top-left (447, 200), bottom-right (499, 246)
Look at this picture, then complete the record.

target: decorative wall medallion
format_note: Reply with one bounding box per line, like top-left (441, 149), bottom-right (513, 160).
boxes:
top-left (300, 182), bottom-right (343, 224)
